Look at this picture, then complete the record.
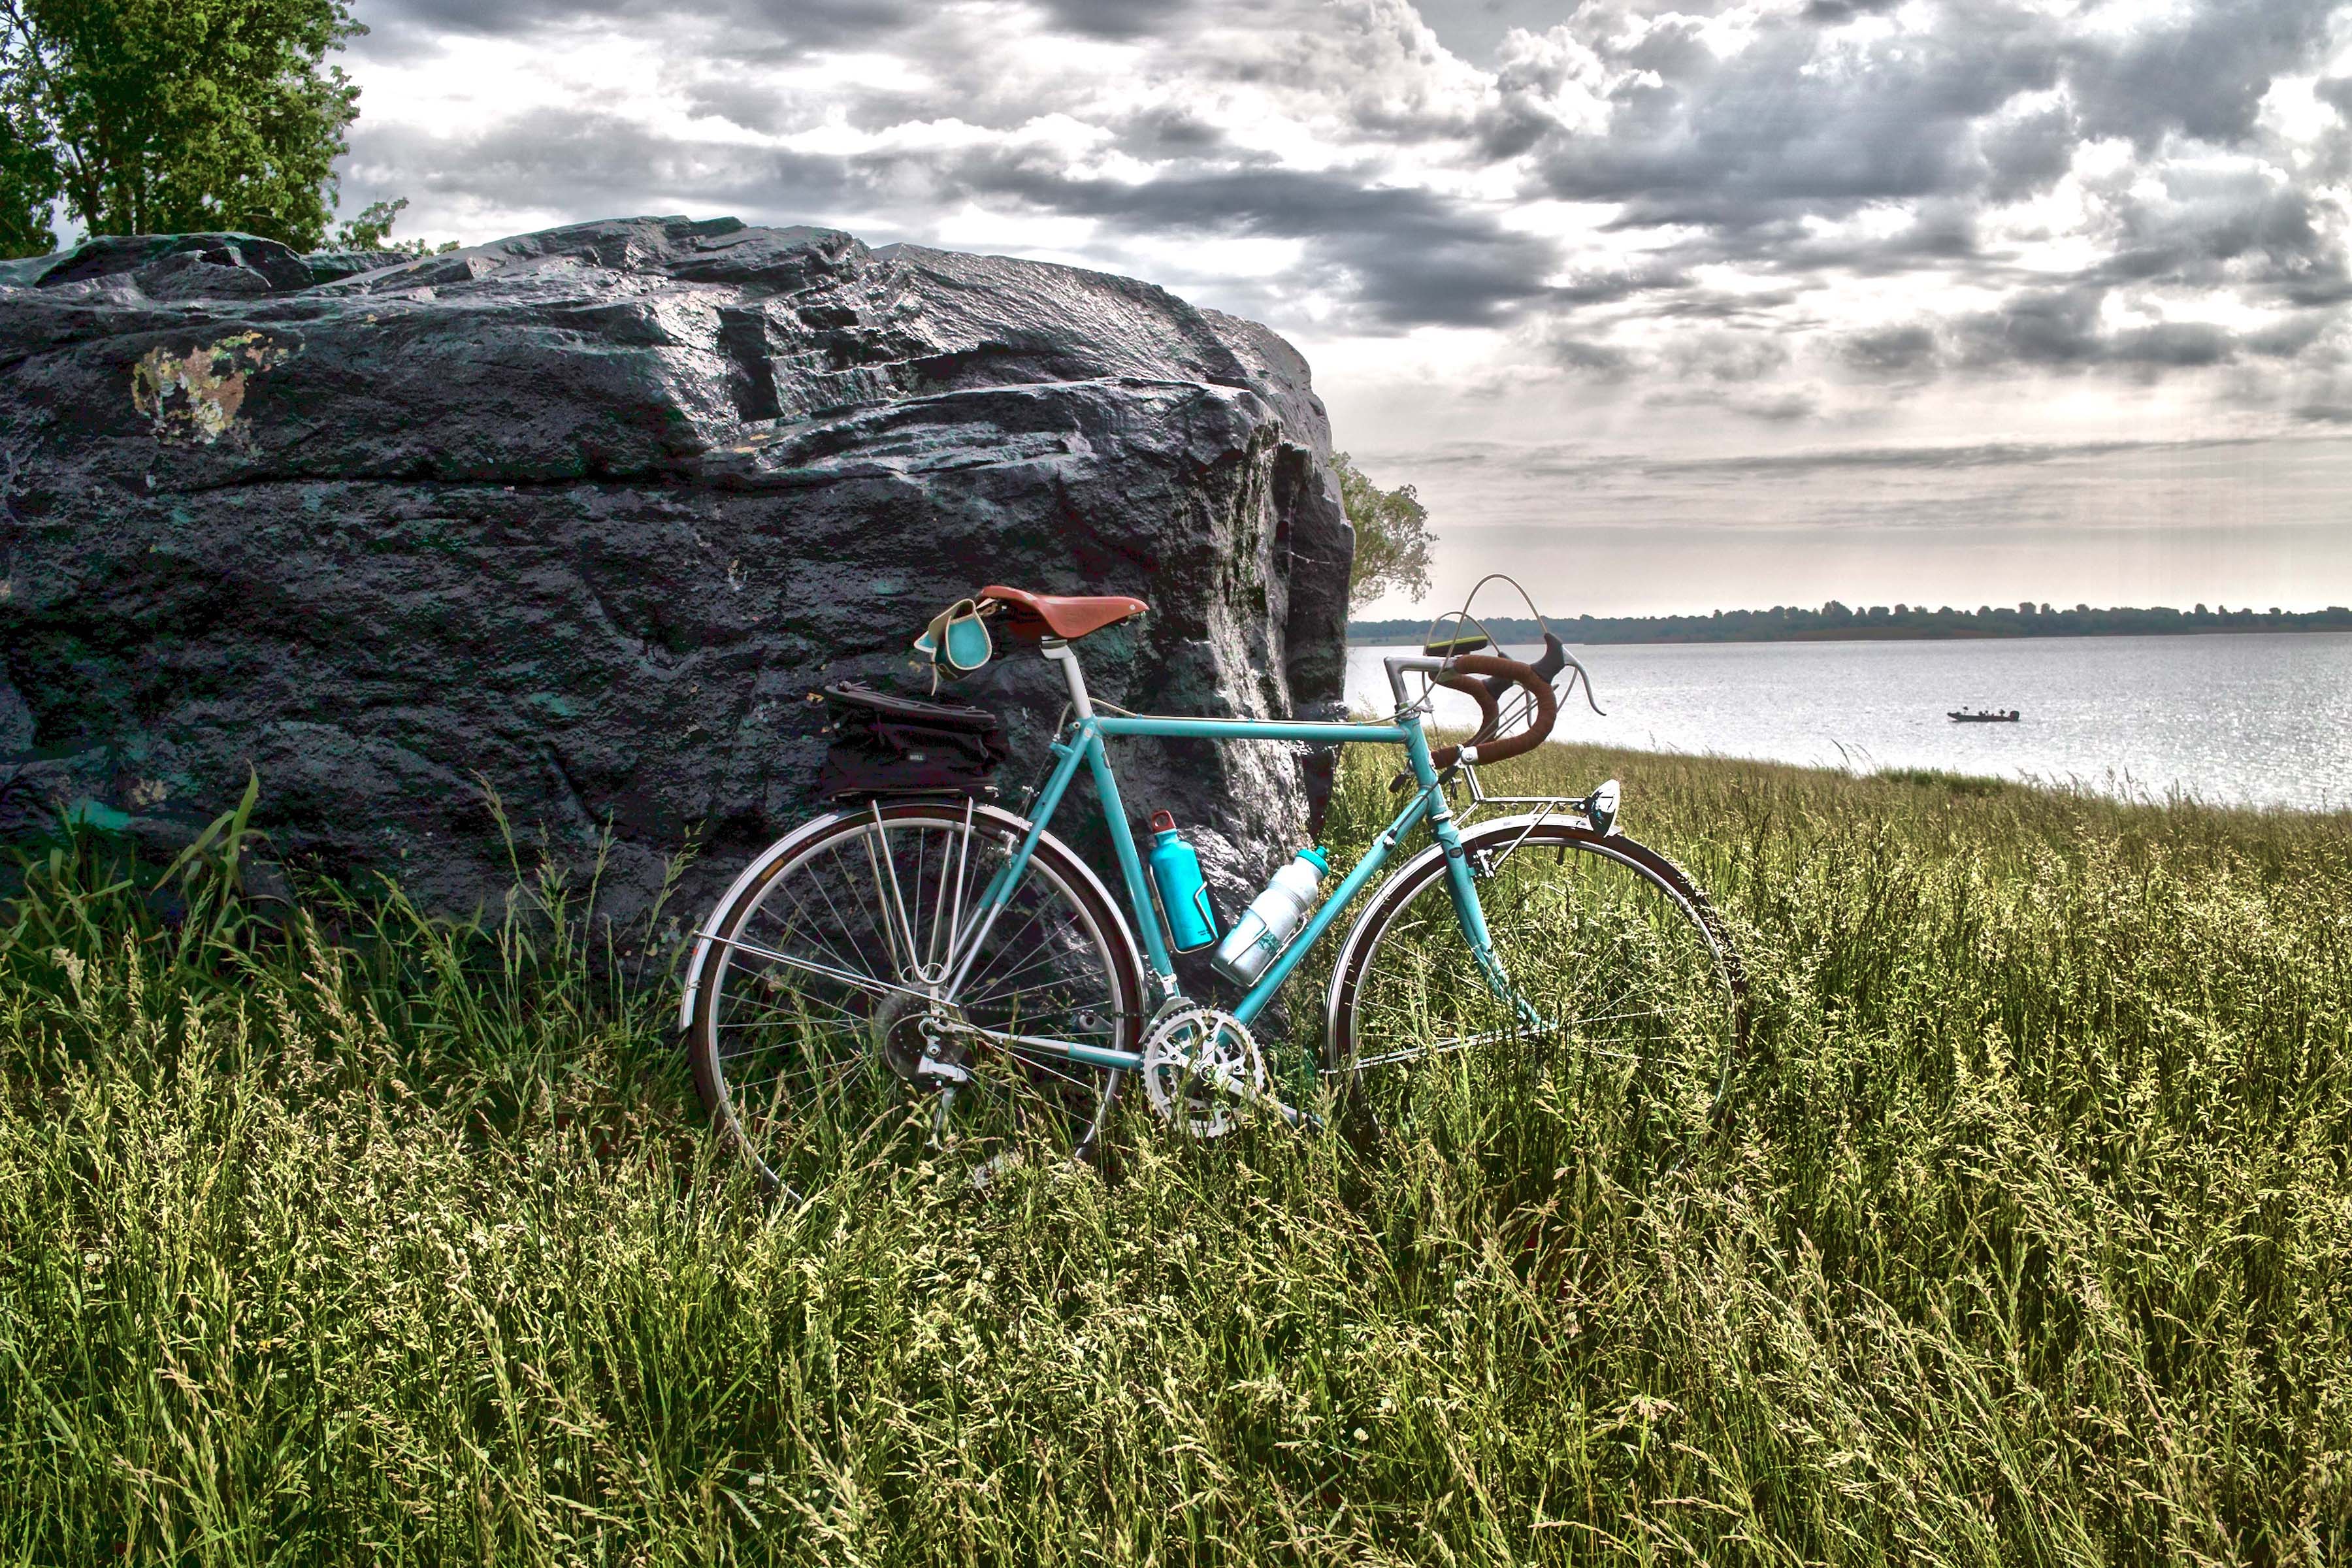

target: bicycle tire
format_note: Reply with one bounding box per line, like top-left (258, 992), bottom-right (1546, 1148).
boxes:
top-left (1324, 817), bottom-right (1746, 1114)
top-left (684, 800), bottom-right (1145, 1195)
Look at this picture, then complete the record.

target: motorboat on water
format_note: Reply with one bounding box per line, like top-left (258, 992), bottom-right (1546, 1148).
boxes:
top-left (1948, 708), bottom-right (2021, 723)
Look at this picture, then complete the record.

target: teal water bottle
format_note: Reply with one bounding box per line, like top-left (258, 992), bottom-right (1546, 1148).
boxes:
top-left (1147, 810), bottom-right (1219, 952)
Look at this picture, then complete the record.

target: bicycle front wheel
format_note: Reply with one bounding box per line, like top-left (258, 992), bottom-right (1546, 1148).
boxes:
top-left (1324, 818), bottom-right (1744, 1119)
top-left (686, 800), bottom-right (1144, 1196)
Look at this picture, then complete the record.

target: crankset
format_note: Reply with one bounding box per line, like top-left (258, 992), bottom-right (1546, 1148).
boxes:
top-left (1139, 1005), bottom-right (1299, 1137)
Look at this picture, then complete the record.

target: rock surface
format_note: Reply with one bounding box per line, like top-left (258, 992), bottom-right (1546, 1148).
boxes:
top-left (0, 216), bottom-right (1352, 942)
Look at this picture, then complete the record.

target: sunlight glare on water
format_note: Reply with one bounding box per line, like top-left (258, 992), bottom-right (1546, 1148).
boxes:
top-left (1345, 632), bottom-right (2352, 812)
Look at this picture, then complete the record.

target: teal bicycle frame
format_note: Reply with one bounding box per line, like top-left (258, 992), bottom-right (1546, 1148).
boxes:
top-left (948, 638), bottom-right (1500, 1075)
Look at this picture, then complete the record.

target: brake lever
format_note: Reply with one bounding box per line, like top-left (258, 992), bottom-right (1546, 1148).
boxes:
top-left (1492, 631), bottom-right (1605, 717)
top-left (1477, 631), bottom-right (1567, 703)
top-left (1573, 666), bottom-right (1606, 717)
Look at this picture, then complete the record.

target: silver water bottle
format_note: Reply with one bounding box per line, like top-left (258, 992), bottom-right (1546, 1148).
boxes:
top-left (1211, 845), bottom-right (1330, 985)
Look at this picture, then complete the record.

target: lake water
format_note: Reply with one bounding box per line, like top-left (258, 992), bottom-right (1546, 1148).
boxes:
top-left (1345, 632), bottom-right (2352, 813)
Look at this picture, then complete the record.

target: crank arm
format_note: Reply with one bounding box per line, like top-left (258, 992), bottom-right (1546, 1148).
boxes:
top-left (1188, 1060), bottom-right (1313, 1129)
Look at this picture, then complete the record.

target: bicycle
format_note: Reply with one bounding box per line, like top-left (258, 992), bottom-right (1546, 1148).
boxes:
top-left (679, 581), bottom-right (1746, 1194)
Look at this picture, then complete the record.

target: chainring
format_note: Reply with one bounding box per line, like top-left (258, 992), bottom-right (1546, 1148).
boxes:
top-left (1139, 1005), bottom-right (1268, 1138)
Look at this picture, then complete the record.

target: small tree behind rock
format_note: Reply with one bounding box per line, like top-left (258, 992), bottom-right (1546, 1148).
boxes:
top-left (331, 195), bottom-right (455, 257)
top-left (1335, 450), bottom-right (1435, 612)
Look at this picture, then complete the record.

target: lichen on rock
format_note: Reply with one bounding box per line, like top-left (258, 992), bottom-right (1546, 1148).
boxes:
top-left (130, 333), bottom-right (292, 444)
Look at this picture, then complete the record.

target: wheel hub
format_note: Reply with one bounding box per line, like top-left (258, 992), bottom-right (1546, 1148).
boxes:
top-left (873, 993), bottom-right (968, 1085)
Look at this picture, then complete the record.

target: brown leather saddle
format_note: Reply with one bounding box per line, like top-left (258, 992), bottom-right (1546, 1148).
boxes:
top-left (979, 585), bottom-right (1148, 640)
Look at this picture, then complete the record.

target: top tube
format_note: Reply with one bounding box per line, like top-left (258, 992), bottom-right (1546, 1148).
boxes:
top-left (1040, 634), bottom-right (1423, 745)
top-left (1092, 714), bottom-right (1411, 745)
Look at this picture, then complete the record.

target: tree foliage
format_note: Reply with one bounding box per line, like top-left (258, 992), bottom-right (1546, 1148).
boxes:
top-left (0, 69), bottom-right (57, 257)
top-left (329, 194), bottom-right (454, 257)
top-left (1334, 449), bottom-right (1434, 613)
top-left (330, 193), bottom-right (400, 250)
top-left (0, 0), bottom-right (363, 258)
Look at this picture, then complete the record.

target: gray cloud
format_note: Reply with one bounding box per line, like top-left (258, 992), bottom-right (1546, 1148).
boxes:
top-left (1642, 384), bottom-right (1822, 422)
top-left (351, 105), bottom-right (1565, 330)
top-left (1978, 103), bottom-right (2077, 204)
top-left (1957, 287), bottom-right (2105, 367)
top-left (1032, 0), bottom-right (1193, 39)
top-left (1664, 329), bottom-right (1789, 383)
top-left (941, 155), bottom-right (1563, 327)
top-left (1394, 432), bottom-right (2276, 480)
top-left (1838, 324), bottom-right (1939, 376)
top-left (2063, 0), bottom-right (2339, 150)
top-left (361, 0), bottom-right (923, 44)
top-left (1541, 332), bottom-right (1635, 378)
top-left (1525, 3), bottom-right (2064, 228)
top-left (1475, 0), bottom-right (2352, 383)
top-left (350, 111), bottom-right (801, 218)
top-left (2095, 164), bottom-right (2348, 301)
top-left (335, 0), bottom-right (2352, 403)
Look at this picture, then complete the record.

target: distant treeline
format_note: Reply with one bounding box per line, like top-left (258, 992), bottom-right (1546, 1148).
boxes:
top-left (1350, 600), bottom-right (2352, 645)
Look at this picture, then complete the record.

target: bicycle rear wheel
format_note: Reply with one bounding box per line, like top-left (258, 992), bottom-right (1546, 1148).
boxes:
top-left (685, 800), bottom-right (1143, 1196)
top-left (1324, 818), bottom-right (1744, 1118)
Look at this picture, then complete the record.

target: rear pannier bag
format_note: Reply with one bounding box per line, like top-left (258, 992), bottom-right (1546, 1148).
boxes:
top-left (815, 681), bottom-right (1010, 800)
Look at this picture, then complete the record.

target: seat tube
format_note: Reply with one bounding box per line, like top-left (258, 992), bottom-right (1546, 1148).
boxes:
top-left (1084, 730), bottom-right (1173, 981)
top-left (1042, 638), bottom-right (1176, 987)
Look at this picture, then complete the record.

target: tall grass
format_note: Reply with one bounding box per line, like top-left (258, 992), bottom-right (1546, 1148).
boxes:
top-left (3, 745), bottom-right (2347, 1563)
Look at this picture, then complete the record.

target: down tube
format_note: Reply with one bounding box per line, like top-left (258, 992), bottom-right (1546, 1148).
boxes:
top-left (1230, 785), bottom-right (1442, 1027)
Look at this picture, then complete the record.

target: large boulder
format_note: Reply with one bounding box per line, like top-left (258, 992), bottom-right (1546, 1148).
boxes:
top-left (0, 217), bottom-right (1352, 934)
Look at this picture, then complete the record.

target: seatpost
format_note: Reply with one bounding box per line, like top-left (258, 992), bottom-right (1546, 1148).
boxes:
top-left (1040, 638), bottom-right (1094, 719)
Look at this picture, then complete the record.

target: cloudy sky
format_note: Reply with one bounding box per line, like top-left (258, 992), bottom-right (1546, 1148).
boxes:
top-left (333, 0), bottom-right (2352, 617)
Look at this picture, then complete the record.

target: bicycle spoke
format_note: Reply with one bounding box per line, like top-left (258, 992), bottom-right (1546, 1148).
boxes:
top-left (723, 1049), bottom-right (868, 1094)
top-left (716, 996), bottom-right (863, 1033)
top-left (953, 897), bottom-right (1059, 999)
top-left (747, 871), bottom-right (868, 984)
top-left (780, 843), bottom-right (891, 982)
top-left (720, 938), bottom-right (923, 1004)
top-left (1333, 825), bottom-right (1739, 1120)
top-left (690, 808), bottom-right (1135, 1193)
top-left (961, 936), bottom-right (1102, 1012)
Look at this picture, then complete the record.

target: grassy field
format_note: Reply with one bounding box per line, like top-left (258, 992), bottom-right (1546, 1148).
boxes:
top-left (3, 744), bottom-right (2349, 1565)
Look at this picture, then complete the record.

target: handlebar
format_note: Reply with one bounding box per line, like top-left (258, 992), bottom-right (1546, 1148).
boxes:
top-left (1426, 653), bottom-right (1556, 769)
top-left (1477, 631), bottom-right (1568, 705)
top-left (1432, 668), bottom-right (1500, 747)
top-left (1382, 635), bottom-right (1595, 789)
